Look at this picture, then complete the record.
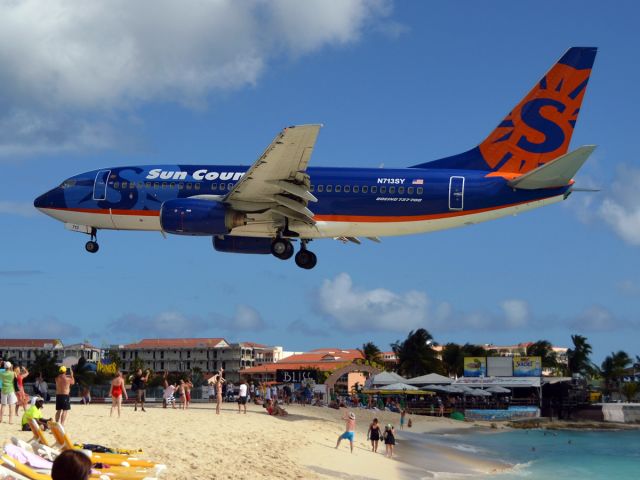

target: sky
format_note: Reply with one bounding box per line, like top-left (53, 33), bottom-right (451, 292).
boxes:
top-left (1, 1), bottom-right (639, 364)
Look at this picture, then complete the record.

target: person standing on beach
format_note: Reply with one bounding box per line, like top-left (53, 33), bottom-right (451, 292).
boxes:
top-left (383, 424), bottom-right (396, 458)
top-left (109, 371), bottom-right (127, 418)
top-left (214, 370), bottom-right (225, 414)
top-left (132, 369), bottom-right (149, 412)
top-left (55, 366), bottom-right (74, 425)
top-left (367, 418), bottom-right (381, 452)
top-left (335, 411), bottom-right (356, 453)
top-left (14, 366), bottom-right (29, 416)
top-left (237, 379), bottom-right (248, 414)
top-left (0, 362), bottom-right (17, 424)
top-left (400, 409), bottom-right (406, 430)
top-left (184, 378), bottom-right (193, 409)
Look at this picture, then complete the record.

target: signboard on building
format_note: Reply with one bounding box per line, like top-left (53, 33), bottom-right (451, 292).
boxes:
top-left (276, 369), bottom-right (318, 383)
top-left (513, 356), bottom-right (542, 377)
top-left (487, 356), bottom-right (513, 377)
top-left (463, 357), bottom-right (487, 377)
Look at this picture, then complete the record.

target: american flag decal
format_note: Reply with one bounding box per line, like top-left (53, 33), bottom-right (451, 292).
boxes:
top-left (412, 179), bottom-right (424, 185)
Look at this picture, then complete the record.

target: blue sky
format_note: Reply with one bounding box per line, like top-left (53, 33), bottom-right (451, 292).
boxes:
top-left (1, 1), bottom-right (639, 364)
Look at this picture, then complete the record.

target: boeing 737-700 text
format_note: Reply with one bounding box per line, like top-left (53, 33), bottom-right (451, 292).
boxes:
top-left (34, 47), bottom-right (598, 270)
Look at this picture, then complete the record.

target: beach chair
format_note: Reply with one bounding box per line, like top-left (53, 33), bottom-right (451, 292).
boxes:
top-left (47, 422), bottom-right (165, 473)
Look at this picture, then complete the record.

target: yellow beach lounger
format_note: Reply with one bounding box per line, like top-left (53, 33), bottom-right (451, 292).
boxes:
top-left (47, 422), bottom-right (165, 473)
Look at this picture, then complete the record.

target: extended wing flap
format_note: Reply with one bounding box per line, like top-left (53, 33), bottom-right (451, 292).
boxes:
top-left (508, 145), bottom-right (596, 190)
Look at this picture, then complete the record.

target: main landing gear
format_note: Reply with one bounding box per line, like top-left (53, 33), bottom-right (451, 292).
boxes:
top-left (85, 228), bottom-right (99, 254)
top-left (270, 238), bottom-right (317, 269)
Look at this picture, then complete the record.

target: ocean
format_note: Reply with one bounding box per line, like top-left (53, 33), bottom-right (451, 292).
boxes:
top-left (408, 428), bottom-right (640, 480)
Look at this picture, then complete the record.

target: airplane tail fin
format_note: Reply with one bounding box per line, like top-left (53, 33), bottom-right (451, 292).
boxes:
top-left (411, 47), bottom-right (597, 175)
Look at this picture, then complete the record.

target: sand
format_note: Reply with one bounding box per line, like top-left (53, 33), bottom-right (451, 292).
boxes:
top-left (0, 401), bottom-right (509, 479)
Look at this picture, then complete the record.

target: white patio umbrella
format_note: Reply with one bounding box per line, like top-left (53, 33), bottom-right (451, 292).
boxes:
top-left (378, 382), bottom-right (419, 391)
top-left (486, 386), bottom-right (511, 394)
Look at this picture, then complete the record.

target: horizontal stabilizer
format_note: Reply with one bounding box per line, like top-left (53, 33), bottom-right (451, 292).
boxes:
top-left (508, 145), bottom-right (596, 190)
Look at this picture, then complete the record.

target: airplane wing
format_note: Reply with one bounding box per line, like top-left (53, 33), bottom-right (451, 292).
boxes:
top-left (224, 124), bottom-right (321, 225)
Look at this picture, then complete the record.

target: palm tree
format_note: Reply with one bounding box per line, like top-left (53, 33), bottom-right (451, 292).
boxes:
top-left (621, 382), bottom-right (638, 403)
top-left (30, 351), bottom-right (59, 382)
top-left (567, 334), bottom-right (593, 377)
top-left (391, 329), bottom-right (442, 377)
top-left (600, 351), bottom-right (631, 395)
top-left (441, 343), bottom-right (485, 377)
top-left (359, 342), bottom-right (382, 364)
top-left (526, 340), bottom-right (558, 371)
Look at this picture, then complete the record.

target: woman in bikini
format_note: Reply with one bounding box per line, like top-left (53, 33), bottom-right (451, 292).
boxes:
top-left (14, 366), bottom-right (29, 416)
top-left (110, 371), bottom-right (128, 418)
top-left (214, 370), bottom-right (225, 415)
top-left (175, 380), bottom-right (186, 410)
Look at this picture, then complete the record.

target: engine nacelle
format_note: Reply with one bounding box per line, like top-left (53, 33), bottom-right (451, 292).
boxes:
top-left (213, 235), bottom-right (272, 254)
top-left (160, 199), bottom-right (245, 236)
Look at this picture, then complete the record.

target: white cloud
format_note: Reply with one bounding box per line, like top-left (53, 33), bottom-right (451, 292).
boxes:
top-left (315, 272), bottom-right (430, 332)
top-left (222, 304), bottom-right (266, 332)
top-left (569, 164), bottom-right (640, 246)
top-left (314, 273), bottom-right (534, 333)
top-left (500, 299), bottom-right (530, 328)
top-left (0, 0), bottom-right (397, 156)
top-left (109, 311), bottom-right (209, 338)
top-left (569, 305), bottom-right (620, 332)
top-left (617, 279), bottom-right (640, 296)
top-left (0, 201), bottom-right (38, 217)
top-left (0, 316), bottom-right (81, 339)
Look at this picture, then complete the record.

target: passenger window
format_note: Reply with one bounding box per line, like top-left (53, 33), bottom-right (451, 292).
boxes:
top-left (170, 182), bottom-right (175, 189)
top-left (389, 186), bottom-right (395, 194)
top-left (408, 187), bottom-right (414, 194)
top-left (145, 182), bottom-right (151, 188)
top-left (228, 183), bottom-right (233, 190)
top-left (211, 183), bottom-right (217, 191)
top-left (154, 182), bottom-right (159, 189)
top-left (114, 181), bottom-right (120, 189)
top-left (178, 183), bottom-right (184, 190)
top-left (195, 183), bottom-right (201, 191)
top-left (138, 182), bottom-right (144, 188)
top-left (371, 186), bottom-right (377, 193)
top-left (417, 187), bottom-right (423, 195)
top-left (309, 185), bottom-right (315, 192)
top-left (219, 184), bottom-right (226, 191)
top-left (335, 185), bottom-right (342, 193)
top-left (361, 186), bottom-right (368, 193)
top-left (326, 185), bottom-right (333, 193)
top-left (344, 185), bottom-right (351, 193)
top-left (186, 183), bottom-right (192, 190)
top-left (121, 181), bottom-right (128, 189)
top-left (317, 185), bottom-right (324, 193)
top-left (161, 182), bottom-right (167, 189)
top-left (380, 186), bottom-right (386, 194)
top-left (352, 186), bottom-right (359, 193)
top-left (398, 186), bottom-right (404, 194)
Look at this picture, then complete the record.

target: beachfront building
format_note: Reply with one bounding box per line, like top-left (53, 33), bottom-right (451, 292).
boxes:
top-left (0, 338), bottom-right (64, 366)
top-left (119, 338), bottom-right (284, 382)
top-left (61, 343), bottom-right (102, 363)
top-left (241, 348), bottom-right (367, 393)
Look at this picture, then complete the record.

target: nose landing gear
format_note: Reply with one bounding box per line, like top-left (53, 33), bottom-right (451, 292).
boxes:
top-left (85, 228), bottom-right (99, 253)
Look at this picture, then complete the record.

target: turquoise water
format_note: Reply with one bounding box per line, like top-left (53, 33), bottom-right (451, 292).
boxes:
top-left (422, 429), bottom-right (640, 480)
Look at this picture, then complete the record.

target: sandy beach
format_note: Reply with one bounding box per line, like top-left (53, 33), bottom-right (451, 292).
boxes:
top-left (0, 401), bottom-right (511, 479)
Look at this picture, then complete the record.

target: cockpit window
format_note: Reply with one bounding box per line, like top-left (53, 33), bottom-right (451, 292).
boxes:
top-left (60, 179), bottom-right (77, 189)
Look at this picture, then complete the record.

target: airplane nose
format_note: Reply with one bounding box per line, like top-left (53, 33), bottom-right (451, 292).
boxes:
top-left (34, 192), bottom-right (49, 209)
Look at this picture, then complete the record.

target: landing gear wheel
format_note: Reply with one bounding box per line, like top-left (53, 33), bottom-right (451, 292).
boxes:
top-left (271, 239), bottom-right (294, 260)
top-left (295, 249), bottom-right (317, 269)
top-left (85, 241), bottom-right (99, 253)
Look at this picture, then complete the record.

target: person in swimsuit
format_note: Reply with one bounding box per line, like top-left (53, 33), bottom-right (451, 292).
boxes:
top-left (383, 424), bottom-right (396, 458)
top-left (367, 417), bottom-right (381, 452)
top-left (14, 366), bottom-right (29, 416)
top-left (109, 371), bottom-right (127, 418)
top-left (55, 366), bottom-right (74, 425)
top-left (175, 380), bottom-right (186, 410)
top-left (335, 411), bottom-right (356, 453)
top-left (184, 378), bottom-right (193, 409)
top-left (214, 369), bottom-right (225, 415)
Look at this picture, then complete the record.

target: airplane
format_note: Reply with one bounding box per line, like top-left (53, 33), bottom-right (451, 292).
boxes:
top-left (34, 47), bottom-right (597, 270)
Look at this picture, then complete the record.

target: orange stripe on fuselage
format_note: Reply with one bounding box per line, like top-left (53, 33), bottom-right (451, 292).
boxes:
top-left (53, 196), bottom-right (559, 224)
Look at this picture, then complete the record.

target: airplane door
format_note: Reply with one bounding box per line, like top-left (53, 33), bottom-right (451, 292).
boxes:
top-left (449, 176), bottom-right (464, 211)
top-left (93, 170), bottom-right (110, 201)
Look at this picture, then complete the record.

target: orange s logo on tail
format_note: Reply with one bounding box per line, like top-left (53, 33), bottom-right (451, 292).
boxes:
top-left (479, 47), bottom-right (597, 175)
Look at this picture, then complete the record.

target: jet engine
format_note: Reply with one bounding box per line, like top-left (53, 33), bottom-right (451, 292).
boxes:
top-left (160, 199), bottom-right (245, 236)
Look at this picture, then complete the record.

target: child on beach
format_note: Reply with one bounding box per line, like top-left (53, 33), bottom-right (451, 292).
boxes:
top-left (335, 411), bottom-right (356, 453)
top-left (383, 424), bottom-right (396, 458)
top-left (400, 409), bottom-right (406, 430)
top-left (367, 418), bottom-right (381, 452)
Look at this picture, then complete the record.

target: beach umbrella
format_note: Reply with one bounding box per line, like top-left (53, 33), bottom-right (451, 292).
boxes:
top-left (378, 382), bottom-right (419, 391)
top-left (486, 386), bottom-right (511, 394)
top-left (406, 373), bottom-right (453, 385)
top-left (371, 372), bottom-right (407, 386)
top-left (468, 388), bottom-right (492, 397)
